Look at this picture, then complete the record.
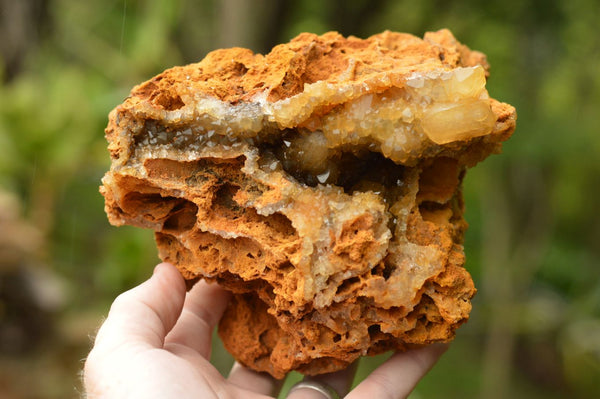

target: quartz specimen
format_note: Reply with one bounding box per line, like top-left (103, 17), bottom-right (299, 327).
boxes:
top-left (101, 29), bottom-right (516, 378)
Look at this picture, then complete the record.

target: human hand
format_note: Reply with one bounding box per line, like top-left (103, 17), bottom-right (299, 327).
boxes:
top-left (83, 262), bottom-right (447, 399)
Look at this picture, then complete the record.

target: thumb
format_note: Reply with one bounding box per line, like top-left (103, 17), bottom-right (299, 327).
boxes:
top-left (93, 262), bottom-right (187, 351)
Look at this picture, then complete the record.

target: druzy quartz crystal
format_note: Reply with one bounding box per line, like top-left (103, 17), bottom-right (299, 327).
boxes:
top-left (101, 29), bottom-right (516, 378)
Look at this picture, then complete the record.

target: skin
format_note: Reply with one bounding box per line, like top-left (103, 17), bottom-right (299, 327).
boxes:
top-left (83, 262), bottom-right (448, 399)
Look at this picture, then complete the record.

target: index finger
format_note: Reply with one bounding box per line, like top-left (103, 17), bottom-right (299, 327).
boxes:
top-left (164, 278), bottom-right (231, 358)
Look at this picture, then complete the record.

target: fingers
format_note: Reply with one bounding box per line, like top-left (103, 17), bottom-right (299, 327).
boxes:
top-left (227, 361), bottom-right (284, 397)
top-left (164, 278), bottom-right (231, 358)
top-left (286, 362), bottom-right (358, 399)
top-left (92, 262), bottom-right (187, 351)
top-left (346, 344), bottom-right (449, 399)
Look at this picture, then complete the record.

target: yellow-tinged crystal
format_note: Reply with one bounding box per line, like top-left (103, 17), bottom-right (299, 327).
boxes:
top-left (422, 100), bottom-right (496, 144)
top-left (412, 65), bottom-right (496, 144)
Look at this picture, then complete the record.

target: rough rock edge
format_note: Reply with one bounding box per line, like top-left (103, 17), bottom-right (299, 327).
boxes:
top-left (101, 29), bottom-right (516, 378)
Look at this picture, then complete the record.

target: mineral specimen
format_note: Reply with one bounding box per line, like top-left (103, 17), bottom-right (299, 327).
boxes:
top-left (101, 29), bottom-right (516, 378)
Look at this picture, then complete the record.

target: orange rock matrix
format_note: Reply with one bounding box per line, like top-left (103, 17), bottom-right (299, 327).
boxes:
top-left (101, 29), bottom-right (516, 378)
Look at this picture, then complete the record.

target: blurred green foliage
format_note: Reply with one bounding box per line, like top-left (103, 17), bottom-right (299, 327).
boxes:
top-left (0, 0), bottom-right (599, 398)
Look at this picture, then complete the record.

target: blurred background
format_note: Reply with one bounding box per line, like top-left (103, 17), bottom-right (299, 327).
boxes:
top-left (0, 0), bottom-right (599, 397)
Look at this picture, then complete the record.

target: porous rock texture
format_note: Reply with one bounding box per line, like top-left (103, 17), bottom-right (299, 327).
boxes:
top-left (101, 29), bottom-right (516, 378)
